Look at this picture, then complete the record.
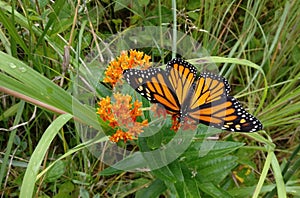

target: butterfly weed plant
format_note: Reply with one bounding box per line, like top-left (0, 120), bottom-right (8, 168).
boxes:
top-left (0, 0), bottom-right (300, 197)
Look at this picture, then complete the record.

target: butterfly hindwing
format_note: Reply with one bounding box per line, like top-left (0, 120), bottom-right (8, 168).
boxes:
top-left (188, 96), bottom-right (263, 132)
top-left (222, 97), bottom-right (263, 132)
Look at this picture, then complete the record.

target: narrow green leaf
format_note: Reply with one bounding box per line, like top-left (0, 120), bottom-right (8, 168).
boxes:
top-left (35, 0), bottom-right (65, 48)
top-left (45, 160), bottom-right (66, 182)
top-left (179, 166), bottom-right (202, 198)
top-left (0, 102), bottom-right (20, 121)
top-left (0, 6), bottom-right (29, 54)
top-left (252, 147), bottom-right (273, 198)
top-left (0, 51), bottom-right (100, 130)
top-left (0, 101), bottom-right (24, 190)
top-left (19, 114), bottom-right (72, 198)
top-left (270, 152), bottom-right (286, 198)
top-left (99, 167), bottom-right (124, 176)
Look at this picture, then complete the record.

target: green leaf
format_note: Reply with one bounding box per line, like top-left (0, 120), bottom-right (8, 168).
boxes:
top-left (152, 160), bottom-right (184, 183)
top-left (194, 141), bottom-right (244, 157)
top-left (79, 188), bottom-right (89, 198)
top-left (195, 156), bottom-right (238, 183)
top-left (99, 167), bottom-right (124, 176)
top-left (138, 0), bottom-right (150, 7)
top-left (36, 0), bottom-right (65, 47)
top-left (114, 0), bottom-right (131, 12)
top-left (0, 102), bottom-right (20, 121)
top-left (19, 114), bottom-right (72, 198)
top-left (0, 5), bottom-right (29, 54)
top-left (270, 152), bottom-right (286, 197)
top-left (53, 181), bottom-right (75, 198)
top-left (0, 51), bottom-right (100, 130)
top-left (45, 160), bottom-right (66, 182)
top-left (198, 182), bottom-right (232, 198)
top-left (173, 166), bottom-right (201, 198)
top-left (58, 181), bottom-right (75, 193)
top-left (135, 179), bottom-right (166, 198)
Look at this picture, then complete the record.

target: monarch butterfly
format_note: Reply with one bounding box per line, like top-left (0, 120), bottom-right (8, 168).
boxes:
top-left (123, 58), bottom-right (263, 132)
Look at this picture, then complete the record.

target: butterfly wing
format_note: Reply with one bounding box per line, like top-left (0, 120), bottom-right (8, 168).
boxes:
top-left (188, 73), bottom-right (263, 132)
top-left (123, 58), bottom-right (199, 118)
top-left (123, 58), bottom-right (263, 132)
top-left (123, 68), bottom-right (181, 113)
top-left (166, 58), bottom-right (197, 105)
top-left (189, 72), bottom-right (230, 107)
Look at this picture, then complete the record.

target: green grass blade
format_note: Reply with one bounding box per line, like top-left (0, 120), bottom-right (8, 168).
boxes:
top-left (0, 101), bottom-right (24, 190)
top-left (19, 114), bottom-right (72, 198)
top-left (35, 0), bottom-right (65, 49)
top-left (252, 148), bottom-right (273, 198)
top-left (271, 152), bottom-right (287, 198)
top-left (266, 144), bottom-right (300, 198)
top-left (36, 134), bottom-right (108, 180)
top-left (0, 6), bottom-right (29, 54)
top-left (0, 51), bottom-right (100, 129)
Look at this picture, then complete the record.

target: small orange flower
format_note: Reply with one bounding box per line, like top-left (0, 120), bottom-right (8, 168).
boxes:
top-left (97, 96), bottom-right (118, 128)
top-left (110, 129), bottom-right (133, 143)
top-left (97, 96), bottom-right (118, 127)
top-left (97, 93), bottom-right (148, 143)
top-left (103, 50), bottom-right (151, 87)
top-left (128, 119), bottom-right (149, 137)
top-left (130, 100), bottom-right (143, 121)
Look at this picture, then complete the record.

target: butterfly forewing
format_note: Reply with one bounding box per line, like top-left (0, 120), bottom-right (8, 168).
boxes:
top-left (167, 58), bottom-right (197, 105)
top-left (123, 68), bottom-right (181, 112)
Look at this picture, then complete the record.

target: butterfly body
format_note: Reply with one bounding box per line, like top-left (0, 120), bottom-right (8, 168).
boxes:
top-left (123, 58), bottom-right (263, 132)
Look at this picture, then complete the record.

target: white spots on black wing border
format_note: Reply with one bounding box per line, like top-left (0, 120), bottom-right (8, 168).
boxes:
top-left (124, 68), bottom-right (161, 84)
top-left (229, 97), bottom-right (263, 132)
top-left (167, 58), bottom-right (197, 76)
top-left (200, 72), bottom-right (231, 95)
top-left (123, 67), bottom-right (163, 103)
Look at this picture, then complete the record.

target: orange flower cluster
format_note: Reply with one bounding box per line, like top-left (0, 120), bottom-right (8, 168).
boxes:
top-left (103, 50), bottom-right (151, 87)
top-left (97, 96), bottom-right (117, 127)
top-left (97, 93), bottom-right (148, 143)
